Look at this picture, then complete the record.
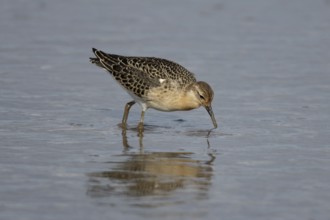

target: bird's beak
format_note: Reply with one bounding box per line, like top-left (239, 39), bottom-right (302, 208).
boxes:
top-left (205, 105), bottom-right (218, 129)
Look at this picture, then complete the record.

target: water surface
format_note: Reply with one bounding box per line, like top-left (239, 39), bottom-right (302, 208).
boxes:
top-left (1, 0), bottom-right (330, 220)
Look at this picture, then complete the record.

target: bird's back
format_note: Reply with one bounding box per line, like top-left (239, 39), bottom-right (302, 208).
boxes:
top-left (90, 49), bottom-right (197, 93)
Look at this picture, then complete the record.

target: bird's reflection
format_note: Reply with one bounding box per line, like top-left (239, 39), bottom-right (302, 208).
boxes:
top-left (86, 129), bottom-right (215, 198)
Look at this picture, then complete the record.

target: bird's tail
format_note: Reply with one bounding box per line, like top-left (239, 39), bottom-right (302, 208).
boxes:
top-left (89, 48), bottom-right (104, 68)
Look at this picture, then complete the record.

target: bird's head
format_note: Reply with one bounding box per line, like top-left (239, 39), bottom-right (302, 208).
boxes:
top-left (191, 81), bottom-right (218, 129)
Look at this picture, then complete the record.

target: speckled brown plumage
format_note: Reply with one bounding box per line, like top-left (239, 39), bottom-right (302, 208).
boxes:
top-left (90, 48), bottom-right (196, 98)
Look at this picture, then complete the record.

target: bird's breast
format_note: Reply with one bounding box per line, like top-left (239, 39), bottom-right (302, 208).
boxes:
top-left (146, 87), bottom-right (200, 111)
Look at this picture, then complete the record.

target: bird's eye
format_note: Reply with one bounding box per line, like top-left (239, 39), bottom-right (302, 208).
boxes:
top-left (199, 95), bottom-right (205, 100)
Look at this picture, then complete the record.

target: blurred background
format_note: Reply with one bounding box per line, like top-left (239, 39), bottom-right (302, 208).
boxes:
top-left (1, 0), bottom-right (330, 220)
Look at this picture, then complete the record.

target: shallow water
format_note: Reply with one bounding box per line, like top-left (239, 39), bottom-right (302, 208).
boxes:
top-left (1, 0), bottom-right (330, 219)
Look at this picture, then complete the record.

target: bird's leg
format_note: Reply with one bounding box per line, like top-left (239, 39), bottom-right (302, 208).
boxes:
top-left (137, 110), bottom-right (145, 133)
top-left (122, 101), bottom-right (136, 126)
